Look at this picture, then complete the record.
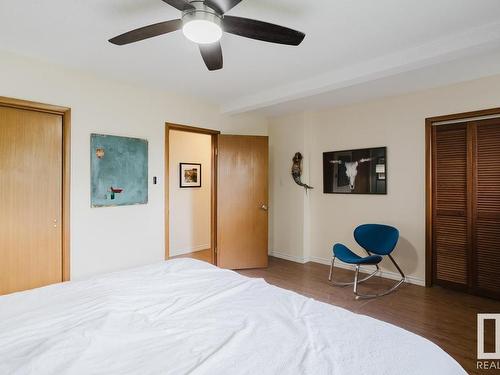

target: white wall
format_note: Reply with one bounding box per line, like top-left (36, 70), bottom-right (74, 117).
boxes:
top-left (268, 112), bottom-right (310, 262)
top-left (169, 130), bottom-right (211, 256)
top-left (0, 51), bottom-right (267, 280)
top-left (269, 73), bottom-right (500, 285)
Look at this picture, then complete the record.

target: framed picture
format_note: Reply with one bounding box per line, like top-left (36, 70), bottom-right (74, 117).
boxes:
top-left (180, 163), bottom-right (201, 188)
top-left (323, 147), bottom-right (387, 194)
top-left (90, 134), bottom-right (148, 207)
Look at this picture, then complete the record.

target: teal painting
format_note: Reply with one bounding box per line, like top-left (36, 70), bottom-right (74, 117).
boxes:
top-left (91, 134), bottom-right (148, 207)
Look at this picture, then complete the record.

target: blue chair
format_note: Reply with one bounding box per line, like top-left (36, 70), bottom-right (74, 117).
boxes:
top-left (328, 224), bottom-right (405, 299)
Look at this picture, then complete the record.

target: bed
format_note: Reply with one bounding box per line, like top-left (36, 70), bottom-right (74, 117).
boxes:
top-left (0, 259), bottom-right (465, 374)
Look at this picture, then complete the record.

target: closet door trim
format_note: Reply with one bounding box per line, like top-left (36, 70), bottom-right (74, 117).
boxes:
top-left (425, 107), bottom-right (500, 288)
top-left (0, 96), bottom-right (71, 282)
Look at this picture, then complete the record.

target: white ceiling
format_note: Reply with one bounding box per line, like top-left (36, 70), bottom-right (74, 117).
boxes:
top-left (1, 0), bottom-right (500, 115)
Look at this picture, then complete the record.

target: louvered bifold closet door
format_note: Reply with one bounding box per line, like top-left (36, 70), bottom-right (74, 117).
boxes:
top-left (432, 124), bottom-right (469, 288)
top-left (473, 119), bottom-right (500, 298)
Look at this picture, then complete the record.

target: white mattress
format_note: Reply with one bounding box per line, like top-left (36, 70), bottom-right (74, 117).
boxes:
top-left (0, 259), bottom-right (465, 374)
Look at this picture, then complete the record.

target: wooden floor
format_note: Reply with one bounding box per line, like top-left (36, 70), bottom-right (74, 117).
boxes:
top-left (170, 249), bottom-right (212, 263)
top-left (238, 257), bottom-right (500, 375)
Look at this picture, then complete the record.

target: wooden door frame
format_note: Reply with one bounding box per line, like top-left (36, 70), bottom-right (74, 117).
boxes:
top-left (425, 107), bottom-right (500, 287)
top-left (0, 96), bottom-right (71, 281)
top-left (165, 123), bottom-right (220, 264)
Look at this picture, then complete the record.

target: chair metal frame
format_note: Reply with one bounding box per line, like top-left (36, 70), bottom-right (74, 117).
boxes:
top-left (328, 248), bottom-right (379, 286)
top-left (328, 252), bottom-right (406, 300)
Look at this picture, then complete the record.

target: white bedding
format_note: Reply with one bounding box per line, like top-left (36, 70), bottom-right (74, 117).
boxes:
top-left (0, 259), bottom-right (465, 375)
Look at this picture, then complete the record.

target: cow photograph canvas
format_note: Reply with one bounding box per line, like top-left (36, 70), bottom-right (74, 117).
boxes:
top-left (323, 147), bottom-right (387, 194)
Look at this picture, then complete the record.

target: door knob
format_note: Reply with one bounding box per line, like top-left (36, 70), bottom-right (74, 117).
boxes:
top-left (260, 204), bottom-right (268, 211)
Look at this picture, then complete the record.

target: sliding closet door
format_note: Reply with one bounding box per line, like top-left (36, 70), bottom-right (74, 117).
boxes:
top-left (0, 106), bottom-right (63, 295)
top-left (473, 119), bottom-right (500, 298)
top-left (432, 124), bottom-right (470, 289)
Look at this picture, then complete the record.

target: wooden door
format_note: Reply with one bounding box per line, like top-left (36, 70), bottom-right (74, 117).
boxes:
top-left (432, 124), bottom-right (470, 289)
top-left (473, 118), bottom-right (500, 298)
top-left (217, 135), bottom-right (268, 269)
top-left (0, 106), bottom-right (63, 295)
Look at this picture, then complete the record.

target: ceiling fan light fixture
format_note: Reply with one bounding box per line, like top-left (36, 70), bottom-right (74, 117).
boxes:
top-left (108, 0), bottom-right (306, 71)
top-left (183, 19), bottom-right (222, 44)
top-left (182, 3), bottom-right (222, 44)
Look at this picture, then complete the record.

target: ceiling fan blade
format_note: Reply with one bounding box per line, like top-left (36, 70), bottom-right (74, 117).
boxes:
top-left (161, 0), bottom-right (195, 11)
top-left (199, 42), bottom-right (223, 71)
top-left (222, 16), bottom-right (305, 46)
top-left (204, 0), bottom-right (243, 14)
top-left (109, 19), bottom-right (182, 45)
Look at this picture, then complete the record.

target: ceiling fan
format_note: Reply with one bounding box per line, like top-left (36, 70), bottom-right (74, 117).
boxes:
top-left (109, 0), bottom-right (305, 71)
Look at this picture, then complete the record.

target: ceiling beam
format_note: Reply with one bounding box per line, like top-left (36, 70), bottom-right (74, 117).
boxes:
top-left (222, 21), bottom-right (500, 114)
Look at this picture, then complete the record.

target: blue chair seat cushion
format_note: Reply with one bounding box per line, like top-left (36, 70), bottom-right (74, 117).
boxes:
top-left (333, 243), bottom-right (382, 265)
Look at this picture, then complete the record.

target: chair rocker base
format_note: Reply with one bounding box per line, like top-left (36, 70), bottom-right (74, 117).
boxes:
top-left (328, 256), bottom-right (379, 286)
top-left (329, 255), bottom-right (405, 300)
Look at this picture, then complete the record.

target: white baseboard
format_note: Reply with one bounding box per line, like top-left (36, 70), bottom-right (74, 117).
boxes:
top-left (268, 251), bottom-right (308, 264)
top-left (171, 244), bottom-right (210, 257)
top-left (269, 251), bottom-right (425, 287)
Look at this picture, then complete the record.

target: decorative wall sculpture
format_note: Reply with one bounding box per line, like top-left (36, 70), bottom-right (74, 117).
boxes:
top-left (291, 152), bottom-right (313, 191)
